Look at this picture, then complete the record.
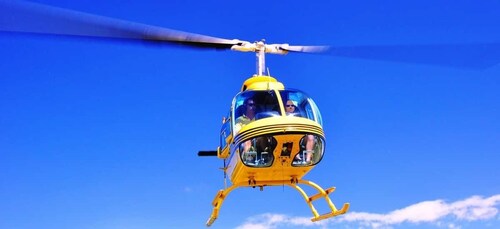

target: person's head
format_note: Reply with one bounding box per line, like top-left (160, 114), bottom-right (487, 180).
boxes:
top-left (244, 98), bottom-right (256, 115)
top-left (286, 100), bottom-right (296, 113)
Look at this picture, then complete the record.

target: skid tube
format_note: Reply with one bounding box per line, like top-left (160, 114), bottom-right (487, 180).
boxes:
top-left (205, 178), bottom-right (350, 227)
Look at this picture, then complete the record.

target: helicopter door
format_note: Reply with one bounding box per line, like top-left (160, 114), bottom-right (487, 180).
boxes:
top-left (219, 112), bottom-right (232, 158)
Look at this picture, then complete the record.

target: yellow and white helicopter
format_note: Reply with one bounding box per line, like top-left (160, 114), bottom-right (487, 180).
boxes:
top-left (197, 41), bottom-right (350, 226)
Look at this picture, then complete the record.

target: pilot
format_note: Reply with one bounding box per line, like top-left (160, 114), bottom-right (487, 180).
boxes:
top-left (286, 99), bottom-right (315, 164)
top-left (234, 98), bottom-right (275, 165)
top-left (234, 98), bottom-right (256, 134)
top-left (234, 98), bottom-right (257, 160)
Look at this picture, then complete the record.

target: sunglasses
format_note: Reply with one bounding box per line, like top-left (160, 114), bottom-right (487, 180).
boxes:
top-left (246, 103), bottom-right (255, 106)
top-left (286, 104), bottom-right (295, 107)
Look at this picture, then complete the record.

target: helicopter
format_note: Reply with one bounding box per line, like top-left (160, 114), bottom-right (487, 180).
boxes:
top-left (2, 1), bottom-right (499, 227)
top-left (196, 41), bottom-right (350, 226)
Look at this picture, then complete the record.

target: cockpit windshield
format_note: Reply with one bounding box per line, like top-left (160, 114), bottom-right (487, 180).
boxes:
top-left (232, 90), bottom-right (281, 134)
top-left (231, 89), bottom-right (323, 134)
top-left (280, 89), bottom-right (323, 126)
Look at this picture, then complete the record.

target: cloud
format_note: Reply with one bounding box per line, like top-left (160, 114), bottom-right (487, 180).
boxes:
top-left (339, 194), bottom-right (500, 228)
top-left (235, 213), bottom-right (327, 229)
top-left (235, 194), bottom-right (500, 229)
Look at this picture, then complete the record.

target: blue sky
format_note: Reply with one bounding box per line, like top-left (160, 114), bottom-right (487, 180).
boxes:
top-left (1, 0), bottom-right (499, 229)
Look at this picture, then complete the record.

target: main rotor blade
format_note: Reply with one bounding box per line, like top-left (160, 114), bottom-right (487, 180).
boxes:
top-left (329, 43), bottom-right (500, 69)
top-left (0, 0), bottom-right (242, 49)
top-left (280, 45), bottom-right (330, 54)
top-left (2, 1), bottom-right (498, 67)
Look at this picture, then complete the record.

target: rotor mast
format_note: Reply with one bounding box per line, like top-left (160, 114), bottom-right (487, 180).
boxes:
top-left (231, 40), bottom-right (290, 76)
top-left (256, 40), bottom-right (266, 76)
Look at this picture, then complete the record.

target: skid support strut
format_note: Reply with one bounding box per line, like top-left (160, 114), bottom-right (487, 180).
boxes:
top-left (292, 179), bottom-right (350, 222)
top-left (205, 179), bottom-right (349, 227)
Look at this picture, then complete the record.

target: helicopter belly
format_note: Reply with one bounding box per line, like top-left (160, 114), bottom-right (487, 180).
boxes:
top-left (227, 121), bottom-right (325, 185)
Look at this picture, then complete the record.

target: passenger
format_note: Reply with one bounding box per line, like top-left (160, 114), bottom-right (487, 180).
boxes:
top-left (285, 99), bottom-right (299, 116)
top-left (286, 99), bottom-right (315, 164)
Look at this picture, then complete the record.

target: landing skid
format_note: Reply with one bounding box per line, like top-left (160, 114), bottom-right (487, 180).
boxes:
top-left (205, 179), bottom-right (349, 226)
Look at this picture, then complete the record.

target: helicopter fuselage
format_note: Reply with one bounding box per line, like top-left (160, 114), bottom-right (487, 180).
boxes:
top-left (217, 75), bottom-right (327, 185)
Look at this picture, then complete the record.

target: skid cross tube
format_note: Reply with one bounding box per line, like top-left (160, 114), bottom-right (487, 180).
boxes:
top-left (205, 179), bottom-right (349, 227)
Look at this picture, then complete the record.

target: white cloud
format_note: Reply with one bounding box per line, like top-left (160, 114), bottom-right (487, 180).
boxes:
top-left (235, 194), bottom-right (500, 229)
top-left (235, 213), bottom-right (327, 229)
top-left (449, 195), bottom-right (500, 221)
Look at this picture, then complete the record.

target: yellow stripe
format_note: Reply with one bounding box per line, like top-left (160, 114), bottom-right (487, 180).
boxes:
top-left (235, 123), bottom-right (324, 144)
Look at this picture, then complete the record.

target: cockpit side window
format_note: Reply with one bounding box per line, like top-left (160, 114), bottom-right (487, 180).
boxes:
top-left (280, 89), bottom-right (323, 126)
top-left (239, 135), bottom-right (277, 167)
